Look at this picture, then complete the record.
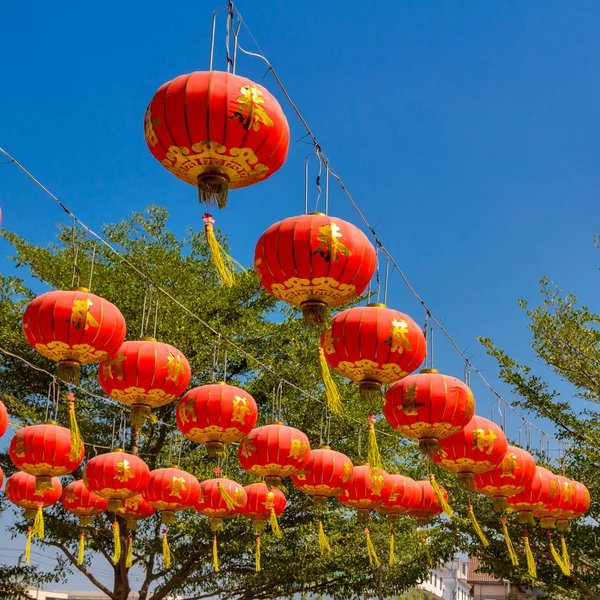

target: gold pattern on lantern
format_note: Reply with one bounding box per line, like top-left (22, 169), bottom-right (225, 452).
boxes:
top-left (271, 277), bottom-right (357, 308)
top-left (165, 353), bottom-right (187, 383)
top-left (102, 352), bottom-right (126, 380)
top-left (144, 107), bottom-right (159, 148)
top-left (342, 462), bottom-right (353, 483)
top-left (11, 433), bottom-right (28, 458)
top-left (177, 398), bottom-right (197, 424)
top-left (289, 439), bottom-right (308, 460)
top-left (400, 385), bottom-right (423, 415)
top-left (472, 428), bottom-right (498, 455)
top-left (384, 319), bottom-right (412, 354)
top-left (123, 496), bottom-right (140, 511)
top-left (69, 298), bottom-right (100, 330)
top-left (562, 482), bottom-right (575, 503)
top-left (313, 223), bottom-right (352, 263)
top-left (388, 483), bottom-right (399, 502)
top-left (240, 437), bottom-right (257, 458)
top-left (231, 396), bottom-right (252, 424)
top-left (169, 477), bottom-right (187, 499)
top-left (371, 469), bottom-right (386, 496)
top-left (115, 460), bottom-right (135, 483)
top-left (500, 454), bottom-right (519, 479)
top-left (549, 480), bottom-right (559, 500)
top-left (109, 387), bottom-right (176, 407)
top-left (334, 359), bottom-right (408, 385)
top-left (35, 341), bottom-right (109, 364)
top-left (230, 85), bottom-right (274, 131)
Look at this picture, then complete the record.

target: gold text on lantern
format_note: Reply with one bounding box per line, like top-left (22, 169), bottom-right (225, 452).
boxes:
top-left (289, 439), bottom-right (308, 460)
top-left (472, 428), bottom-right (497, 455)
top-left (69, 298), bottom-right (99, 330)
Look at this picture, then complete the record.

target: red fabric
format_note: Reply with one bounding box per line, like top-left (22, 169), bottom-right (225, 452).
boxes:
top-left (83, 451), bottom-right (150, 502)
top-left (241, 482), bottom-right (286, 520)
top-left (176, 383), bottom-right (258, 446)
top-left (0, 400), bottom-right (8, 438)
top-left (98, 339), bottom-right (191, 409)
top-left (143, 467), bottom-right (200, 513)
top-left (473, 445), bottom-right (536, 500)
top-left (531, 467), bottom-right (563, 520)
top-left (570, 481), bottom-right (591, 519)
top-left (238, 423), bottom-right (311, 480)
top-left (22, 289), bottom-right (126, 366)
top-left (144, 71), bottom-right (289, 191)
top-left (377, 474), bottom-right (422, 516)
top-left (62, 480), bottom-right (108, 517)
top-left (9, 424), bottom-right (84, 479)
top-left (337, 465), bottom-right (390, 511)
top-left (431, 416), bottom-right (508, 476)
top-left (196, 477), bottom-right (248, 518)
top-left (383, 370), bottom-right (474, 442)
top-left (508, 466), bottom-right (559, 518)
top-left (554, 476), bottom-right (578, 521)
top-left (321, 305), bottom-right (426, 386)
top-left (5, 471), bottom-right (62, 509)
top-left (291, 447), bottom-right (355, 499)
top-left (254, 214), bottom-right (376, 310)
top-left (116, 495), bottom-right (156, 521)
top-left (407, 480), bottom-right (446, 520)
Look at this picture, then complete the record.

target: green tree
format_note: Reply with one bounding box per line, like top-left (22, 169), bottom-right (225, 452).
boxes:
top-left (0, 206), bottom-right (464, 600)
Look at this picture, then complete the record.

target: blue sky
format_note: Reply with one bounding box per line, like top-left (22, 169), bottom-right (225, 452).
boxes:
top-left (1, 0), bottom-right (599, 591)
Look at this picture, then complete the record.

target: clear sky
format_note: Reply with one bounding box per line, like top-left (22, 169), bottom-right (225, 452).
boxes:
top-left (1, 0), bottom-right (599, 591)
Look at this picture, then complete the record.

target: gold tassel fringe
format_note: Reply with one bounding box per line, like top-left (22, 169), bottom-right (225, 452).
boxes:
top-left (204, 218), bottom-right (242, 287)
top-left (68, 398), bottom-right (83, 462)
top-left (57, 360), bottom-right (80, 385)
top-left (467, 505), bottom-right (489, 547)
top-left (561, 534), bottom-right (570, 573)
top-left (364, 528), bottom-right (381, 567)
top-left (162, 529), bottom-right (171, 569)
top-left (523, 532), bottom-right (536, 579)
top-left (24, 527), bottom-right (32, 565)
top-left (318, 348), bottom-right (343, 413)
top-left (255, 537), bottom-right (261, 572)
top-left (367, 419), bottom-right (383, 473)
top-left (429, 474), bottom-right (454, 518)
top-left (218, 481), bottom-right (244, 511)
top-left (112, 521), bottom-right (121, 565)
top-left (269, 507), bottom-right (283, 538)
top-left (32, 507), bottom-right (44, 540)
top-left (549, 536), bottom-right (570, 576)
top-left (420, 536), bottom-right (433, 566)
top-left (318, 520), bottom-right (331, 555)
top-left (389, 530), bottom-right (396, 566)
top-left (198, 174), bottom-right (229, 209)
top-left (501, 518), bottom-right (519, 567)
top-left (126, 535), bottom-right (133, 568)
top-left (130, 405), bottom-right (157, 430)
top-left (213, 534), bottom-right (219, 573)
top-left (78, 531), bottom-right (85, 565)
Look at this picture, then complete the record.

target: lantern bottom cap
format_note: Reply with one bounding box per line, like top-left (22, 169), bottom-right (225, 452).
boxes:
top-left (313, 496), bottom-right (329, 511)
top-left (491, 497), bottom-right (510, 512)
top-left (57, 360), bottom-right (81, 385)
top-left (456, 473), bottom-right (475, 488)
top-left (300, 300), bottom-right (329, 325)
top-left (206, 441), bottom-right (226, 458)
top-left (265, 476), bottom-right (282, 489)
top-left (418, 438), bottom-right (440, 456)
top-left (197, 172), bottom-right (229, 210)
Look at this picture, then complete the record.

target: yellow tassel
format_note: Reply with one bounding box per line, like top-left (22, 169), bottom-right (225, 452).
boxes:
top-left (523, 532), bottom-right (536, 579)
top-left (126, 535), bottom-right (133, 568)
top-left (203, 216), bottom-right (243, 287)
top-left (420, 536), bottom-right (433, 566)
top-left (549, 537), bottom-right (570, 576)
top-left (318, 348), bottom-right (343, 414)
top-left (218, 481), bottom-right (238, 511)
top-left (501, 518), bottom-right (519, 567)
top-left (429, 474), bottom-right (454, 518)
top-left (32, 507), bottom-right (44, 540)
top-left (162, 529), bottom-right (171, 569)
top-left (78, 531), bottom-right (85, 565)
top-left (269, 507), bottom-right (283, 539)
top-left (561, 534), bottom-right (570, 572)
top-left (24, 526), bottom-right (32, 565)
top-left (367, 418), bottom-right (383, 474)
top-left (318, 520), bottom-right (331, 555)
top-left (68, 397), bottom-right (83, 462)
top-left (364, 528), bottom-right (381, 567)
top-left (255, 537), bottom-right (261, 572)
top-left (112, 521), bottom-right (121, 566)
top-left (467, 505), bottom-right (489, 547)
top-left (213, 534), bottom-right (219, 573)
top-left (389, 530), bottom-right (396, 566)
top-left (130, 405), bottom-right (157, 430)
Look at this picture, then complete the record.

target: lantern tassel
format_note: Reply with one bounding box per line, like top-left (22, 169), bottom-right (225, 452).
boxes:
top-left (162, 529), bottom-right (171, 569)
top-left (318, 520), bottom-right (331, 555)
top-left (523, 532), bottom-right (536, 579)
top-left (561, 534), bottom-right (570, 572)
top-left (367, 417), bottom-right (383, 473)
top-left (112, 521), bottom-right (121, 566)
top-left (359, 381), bottom-right (384, 406)
top-left (57, 359), bottom-right (80, 385)
top-left (126, 534), bottom-right (133, 569)
top-left (218, 482), bottom-right (243, 511)
top-left (255, 537), bottom-right (261, 572)
top-left (32, 507), bottom-right (44, 540)
top-left (549, 534), bottom-right (570, 576)
top-left (213, 534), bottom-right (219, 573)
top-left (198, 173), bottom-right (229, 209)
top-left (269, 507), bottom-right (283, 539)
top-left (301, 302), bottom-right (329, 325)
top-left (501, 518), bottom-right (519, 567)
top-left (420, 536), bottom-right (433, 566)
top-left (130, 405), bottom-right (157, 430)
top-left (318, 348), bottom-right (343, 414)
top-left (24, 527), bottom-right (33, 565)
top-left (78, 531), bottom-right (85, 565)
top-left (389, 530), bottom-right (396, 566)
top-left (364, 528), bottom-right (381, 567)
top-left (203, 215), bottom-right (243, 287)
top-left (429, 474), bottom-right (454, 518)
top-left (68, 397), bottom-right (83, 462)
top-left (467, 505), bottom-right (489, 547)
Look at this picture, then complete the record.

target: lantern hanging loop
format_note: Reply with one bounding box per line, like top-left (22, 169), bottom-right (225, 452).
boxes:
top-left (212, 334), bottom-right (222, 383)
top-left (110, 415), bottom-right (117, 450)
top-left (87, 242), bottom-right (97, 292)
top-left (223, 350), bottom-right (228, 384)
top-left (325, 162), bottom-right (330, 215)
top-left (153, 299), bottom-right (159, 340)
top-left (313, 150), bottom-right (324, 214)
top-left (304, 154), bottom-right (318, 215)
top-left (45, 380), bottom-right (59, 422)
top-left (375, 247), bottom-right (381, 304)
top-left (383, 258), bottom-right (391, 306)
top-left (70, 217), bottom-right (81, 289)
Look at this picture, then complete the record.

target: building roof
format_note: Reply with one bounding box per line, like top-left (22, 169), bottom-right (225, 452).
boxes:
top-left (467, 556), bottom-right (508, 583)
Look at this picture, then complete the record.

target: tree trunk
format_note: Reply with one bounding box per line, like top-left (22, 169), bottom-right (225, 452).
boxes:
top-left (377, 565), bottom-right (384, 600)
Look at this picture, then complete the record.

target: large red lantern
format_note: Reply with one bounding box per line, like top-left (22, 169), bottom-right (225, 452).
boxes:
top-left (429, 416), bottom-right (508, 486)
top-left (291, 446), bottom-right (354, 509)
top-left (23, 288), bottom-right (126, 384)
top-left (508, 466), bottom-right (560, 526)
top-left (143, 467), bottom-right (201, 524)
top-left (176, 383), bottom-right (258, 457)
top-left (83, 450), bottom-right (150, 511)
top-left (337, 464), bottom-right (389, 522)
top-left (196, 475), bottom-right (248, 530)
top-left (115, 495), bottom-right (157, 529)
top-left (532, 467), bottom-right (563, 528)
top-left (383, 369), bottom-right (475, 453)
top-left (0, 399), bottom-right (8, 438)
top-left (99, 338), bottom-right (191, 428)
top-left (254, 213), bottom-right (376, 323)
top-left (321, 304), bottom-right (426, 401)
top-left (62, 480), bottom-right (108, 525)
top-left (9, 423), bottom-right (84, 490)
top-left (555, 480), bottom-right (590, 532)
top-left (238, 423), bottom-right (311, 488)
top-left (473, 445), bottom-right (536, 511)
top-left (144, 71), bottom-right (290, 208)
top-left (240, 482), bottom-right (287, 533)
top-left (376, 473), bottom-right (422, 525)
top-left (408, 480), bottom-right (446, 524)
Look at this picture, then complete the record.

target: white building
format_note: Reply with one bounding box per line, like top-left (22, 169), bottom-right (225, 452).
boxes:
top-left (413, 555), bottom-right (473, 600)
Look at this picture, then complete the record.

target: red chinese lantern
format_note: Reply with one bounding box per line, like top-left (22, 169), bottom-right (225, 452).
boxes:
top-left (99, 338), bottom-right (191, 428)
top-left (176, 383), bottom-right (258, 457)
top-left (532, 467), bottom-right (563, 528)
top-left (337, 464), bottom-right (389, 522)
top-left (376, 473), bottom-right (422, 525)
top-left (196, 474), bottom-right (248, 530)
top-left (429, 416), bottom-right (508, 486)
top-left (241, 482), bottom-right (287, 533)
top-left (9, 423), bottom-right (84, 490)
top-left (254, 213), bottom-right (376, 324)
top-left (383, 369), bottom-right (475, 454)
top-left (291, 446), bottom-right (354, 509)
top-left (83, 450), bottom-right (150, 511)
top-left (508, 466), bottom-right (560, 526)
top-left (62, 480), bottom-right (108, 525)
top-left (473, 445), bottom-right (537, 511)
top-left (0, 399), bottom-right (8, 438)
top-left (238, 423), bottom-right (311, 488)
top-left (5, 472), bottom-right (62, 564)
top-left (143, 467), bottom-right (201, 524)
top-left (321, 304), bottom-right (426, 401)
top-left (115, 495), bottom-right (156, 529)
top-left (23, 288), bottom-right (126, 384)
top-left (407, 480), bottom-right (447, 524)
top-left (555, 480), bottom-right (590, 532)
top-left (144, 71), bottom-right (290, 208)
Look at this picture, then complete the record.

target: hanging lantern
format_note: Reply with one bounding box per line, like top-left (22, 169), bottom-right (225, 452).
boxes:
top-left (196, 473), bottom-right (248, 530)
top-left (383, 369), bottom-right (475, 454)
top-left (5, 472), bottom-right (62, 564)
top-left (98, 338), bottom-right (191, 429)
top-left (176, 382), bottom-right (258, 457)
top-left (407, 480), bottom-right (446, 524)
top-left (241, 482), bottom-right (287, 534)
top-left (321, 304), bottom-right (426, 402)
top-left (473, 445), bottom-right (537, 511)
top-left (238, 422), bottom-right (311, 488)
top-left (62, 480), bottom-right (108, 525)
top-left (337, 464), bottom-right (389, 522)
top-left (22, 288), bottom-right (126, 384)
top-left (0, 399), bottom-right (8, 438)
top-left (115, 494), bottom-right (157, 529)
top-left (144, 71), bottom-right (290, 209)
top-left (376, 473), bottom-right (422, 525)
top-left (508, 466), bottom-right (560, 526)
top-left (9, 423), bottom-right (84, 490)
top-left (83, 450), bottom-right (150, 511)
top-left (143, 466), bottom-right (201, 524)
top-left (555, 480), bottom-right (590, 532)
top-left (254, 213), bottom-right (377, 324)
top-left (429, 415), bottom-right (508, 486)
top-left (532, 467), bottom-right (563, 528)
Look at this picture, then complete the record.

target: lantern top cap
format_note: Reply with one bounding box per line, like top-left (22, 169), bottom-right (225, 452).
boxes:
top-left (215, 381), bottom-right (227, 386)
top-left (308, 212), bottom-right (327, 216)
top-left (270, 421), bottom-right (284, 426)
top-left (167, 464), bottom-right (180, 470)
top-left (71, 286), bottom-right (90, 293)
top-left (139, 336), bottom-right (157, 343)
top-left (366, 302), bottom-right (386, 308)
top-left (320, 445), bottom-right (331, 450)
top-left (419, 368), bottom-right (439, 374)
top-left (110, 448), bottom-right (125, 453)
